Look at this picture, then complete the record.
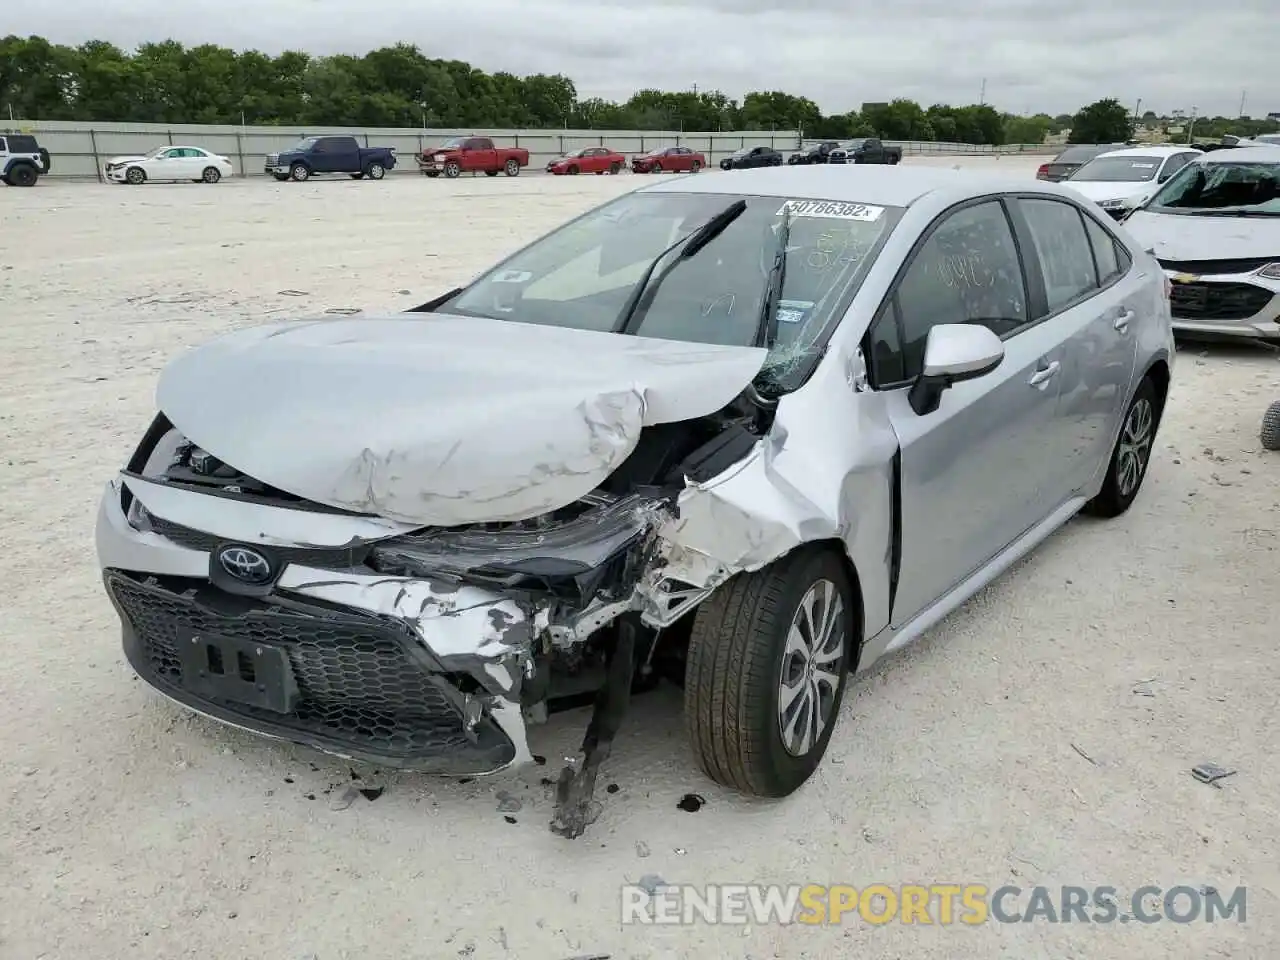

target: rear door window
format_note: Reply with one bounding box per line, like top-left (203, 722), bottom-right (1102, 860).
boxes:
top-left (1081, 214), bottom-right (1126, 284)
top-left (1018, 198), bottom-right (1100, 312)
top-left (0, 137), bottom-right (7, 153)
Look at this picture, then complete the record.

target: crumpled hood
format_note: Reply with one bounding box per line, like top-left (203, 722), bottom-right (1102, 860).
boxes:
top-left (1124, 210), bottom-right (1280, 261)
top-left (156, 314), bottom-right (768, 527)
top-left (1063, 180), bottom-right (1152, 204)
top-left (107, 155), bottom-right (149, 165)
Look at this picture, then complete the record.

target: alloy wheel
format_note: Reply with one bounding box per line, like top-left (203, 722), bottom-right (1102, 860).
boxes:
top-left (777, 579), bottom-right (846, 757)
top-left (1117, 397), bottom-right (1154, 497)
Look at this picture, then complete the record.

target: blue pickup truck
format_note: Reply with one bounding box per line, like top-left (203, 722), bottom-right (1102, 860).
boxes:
top-left (265, 135), bottom-right (397, 182)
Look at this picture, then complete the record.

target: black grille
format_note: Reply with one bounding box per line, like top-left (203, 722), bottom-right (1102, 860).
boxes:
top-left (1158, 256), bottom-right (1276, 275)
top-left (147, 515), bottom-right (370, 569)
top-left (106, 572), bottom-right (511, 766)
top-left (1168, 281), bottom-right (1275, 321)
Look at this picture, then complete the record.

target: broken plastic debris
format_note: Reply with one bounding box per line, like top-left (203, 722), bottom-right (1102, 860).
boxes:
top-left (359, 786), bottom-right (384, 802)
top-left (495, 790), bottom-right (523, 814)
top-left (1191, 763), bottom-right (1237, 787)
top-left (277, 289), bottom-right (309, 296)
top-left (330, 786), bottom-right (360, 810)
top-left (637, 875), bottom-right (667, 896)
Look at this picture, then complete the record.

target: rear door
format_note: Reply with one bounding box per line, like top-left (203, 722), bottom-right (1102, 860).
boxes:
top-left (871, 198), bottom-right (1069, 626)
top-left (1010, 197), bottom-right (1138, 497)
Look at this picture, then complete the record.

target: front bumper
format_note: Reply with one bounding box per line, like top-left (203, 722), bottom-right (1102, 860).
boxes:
top-left (96, 478), bottom-right (534, 773)
top-left (1163, 269), bottom-right (1280, 340)
top-left (105, 166), bottom-right (129, 182)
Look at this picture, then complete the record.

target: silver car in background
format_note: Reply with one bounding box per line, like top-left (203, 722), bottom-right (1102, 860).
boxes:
top-left (96, 165), bottom-right (1174, 837)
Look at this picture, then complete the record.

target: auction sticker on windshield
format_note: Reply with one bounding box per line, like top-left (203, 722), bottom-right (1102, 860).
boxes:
top-left (777, 200), bottom-right (884, 221)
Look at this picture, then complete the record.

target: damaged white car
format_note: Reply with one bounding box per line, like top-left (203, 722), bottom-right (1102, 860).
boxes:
top-left (97, 166), bottom-right (1174, 837)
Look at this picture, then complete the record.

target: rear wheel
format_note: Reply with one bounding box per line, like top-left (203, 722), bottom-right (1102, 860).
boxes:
top-left (685, 546), bottom-right (856, 797)
top-left (1084, 377), bottom-right (1159, 518)
top-left (7, 163), bottom-right (38, 187)
top-left (201, 166), bottom-right (221, 184)
top-left (504, 158), bottom-right (520, 177)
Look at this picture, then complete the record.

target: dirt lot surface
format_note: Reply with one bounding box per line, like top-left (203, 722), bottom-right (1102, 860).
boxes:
top-left (2, 157), bottom-right (1278, 959)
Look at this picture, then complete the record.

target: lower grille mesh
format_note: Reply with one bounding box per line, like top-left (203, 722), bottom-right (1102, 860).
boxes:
top-left (107, 573), bottom-right (474, 756)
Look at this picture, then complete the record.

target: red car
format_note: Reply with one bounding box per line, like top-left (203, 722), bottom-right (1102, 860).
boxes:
top-left (630, 146), bottom-right (705, 174)
top-left (546, 147), bottom-right (627, 175)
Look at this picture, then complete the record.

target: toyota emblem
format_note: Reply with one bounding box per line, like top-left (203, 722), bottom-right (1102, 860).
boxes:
top-left (217, 546), bottom-right (274, 584)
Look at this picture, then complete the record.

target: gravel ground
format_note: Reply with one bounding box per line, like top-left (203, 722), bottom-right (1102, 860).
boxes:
top-left (2, 157), bottom-right (1278, 959)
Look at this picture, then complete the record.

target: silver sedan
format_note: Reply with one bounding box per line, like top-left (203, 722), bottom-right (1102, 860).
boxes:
top-left (96, 164), bottom-right (1174, 836)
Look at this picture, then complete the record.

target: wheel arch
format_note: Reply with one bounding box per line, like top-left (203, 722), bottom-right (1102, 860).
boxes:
top-left (789, 538), bottom-right (867, 671)
top-left (1144, 357), bottom-right (1171, 424)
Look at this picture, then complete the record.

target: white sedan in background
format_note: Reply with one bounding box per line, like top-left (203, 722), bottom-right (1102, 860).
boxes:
top-left (105, 146), bottom-right (234, 185)
top-left (1062, 145), bottom-right (1203, 219)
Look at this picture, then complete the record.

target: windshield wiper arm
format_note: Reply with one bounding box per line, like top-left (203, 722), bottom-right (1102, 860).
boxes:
top-left (752, 206), bottom-right (792, 349)
top-left (614, 199), bottom-right (749, 334)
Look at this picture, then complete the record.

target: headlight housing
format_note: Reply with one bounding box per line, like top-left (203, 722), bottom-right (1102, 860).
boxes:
top-left (1256, 263), bottom-right (1280, 281)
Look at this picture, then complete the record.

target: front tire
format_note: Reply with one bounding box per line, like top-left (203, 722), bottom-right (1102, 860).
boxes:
top-left (567, 164), bottom-right (579, 175)
top-left (652, 162), bottom-right (663, 173)
top-left (690, 160), bottom-right (702, 173)
top-left (289, 163), bottom-right (309, 182)
top-left (125, 166), bottom-right (146, 185)
top-left (685, 546), bottom-right (856, 797)
top-left (444, 161), bottom-right (461, 179)
top-left (504, 159), bottom-right (520, 177)
top-left (1261, 400), bottom-right (1280, 451)
top-left (201, 166), bottom-right (221, 184)
top-left (272, 173), bottom-right (289, 181)
top-left (366, 162), bottom-right (385, 180)
top-left (1084, 376), bottom-right (1159, 517)
top-left (485, 170), bottom-right (499, 177)
top-left (609, 161), bottom-right (621, 174)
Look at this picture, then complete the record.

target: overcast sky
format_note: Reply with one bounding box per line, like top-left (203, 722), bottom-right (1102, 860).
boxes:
top-left (9, 0), bottom-right (1274, 118)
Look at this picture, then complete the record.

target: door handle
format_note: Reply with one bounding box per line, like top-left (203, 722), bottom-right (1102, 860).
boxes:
top-left (1114, 309), bottom-right (1134, 333)
top-left (1028, 360), bottom-right (1060, 387)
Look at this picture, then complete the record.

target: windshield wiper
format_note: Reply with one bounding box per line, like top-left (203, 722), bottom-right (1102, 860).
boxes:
top-left (752, 206), bottom-right (792, 349)
top-left (614, 199), bottom-right (749, 334)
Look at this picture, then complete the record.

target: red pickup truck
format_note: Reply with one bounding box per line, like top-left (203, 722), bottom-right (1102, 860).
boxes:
top-left (418, 137), bottom-right (530, 178)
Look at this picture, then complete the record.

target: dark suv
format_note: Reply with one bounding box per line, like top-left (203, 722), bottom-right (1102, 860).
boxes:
top-left (1, 133), bottom-right (52, 187)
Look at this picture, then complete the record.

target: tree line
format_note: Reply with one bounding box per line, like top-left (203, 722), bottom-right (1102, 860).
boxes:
top-left (3, 35), bottom-right (1277, 146)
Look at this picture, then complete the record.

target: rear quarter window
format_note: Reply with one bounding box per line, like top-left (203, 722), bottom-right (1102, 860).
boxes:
top-left (9, 135), bottom-right (38, 153)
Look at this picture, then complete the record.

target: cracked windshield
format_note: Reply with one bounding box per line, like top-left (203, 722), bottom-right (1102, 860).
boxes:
top-left (444, 191), bottom-right (902, 389)
top-left (1147, 160), bottom-right (1280, 215)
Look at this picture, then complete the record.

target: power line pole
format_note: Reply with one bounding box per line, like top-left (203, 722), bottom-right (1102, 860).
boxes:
top-left (1238, 90), bottom-right (1247, 117)
top-left (979, 78), bottom-right (986, 106)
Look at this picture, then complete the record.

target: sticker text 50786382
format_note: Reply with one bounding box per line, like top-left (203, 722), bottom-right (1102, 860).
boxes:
top-left (777, 200), bottom-right (885, 221)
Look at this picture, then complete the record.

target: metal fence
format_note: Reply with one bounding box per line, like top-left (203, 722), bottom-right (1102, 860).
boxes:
top-left (3, 119), bottom-right (1057, 179)
top-left (799, 138), bottom-right (1057, 156)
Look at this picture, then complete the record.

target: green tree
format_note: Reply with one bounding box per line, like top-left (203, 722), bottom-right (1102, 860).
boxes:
top-left (1068, 98), bottom-right (1133, 143)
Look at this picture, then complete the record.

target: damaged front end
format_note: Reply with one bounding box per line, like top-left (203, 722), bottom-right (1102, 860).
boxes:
top-left (97, 355), bottom-right (774, 835)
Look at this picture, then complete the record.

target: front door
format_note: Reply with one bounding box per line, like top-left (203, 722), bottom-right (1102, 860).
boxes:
top-left (868, 198), bottom-right (1069, 626)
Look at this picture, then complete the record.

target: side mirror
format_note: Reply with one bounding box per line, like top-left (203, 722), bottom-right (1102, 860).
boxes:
top-left (908, 324), bottom-right (1005, 416)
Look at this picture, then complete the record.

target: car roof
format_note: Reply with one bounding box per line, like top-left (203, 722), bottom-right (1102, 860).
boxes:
top-left (1198, 145), bottom-right (1280, 164)
top-left (1094, 145), bottom-right (1196, 159)
top-left (636, 163), bottom-right (1085, 207)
